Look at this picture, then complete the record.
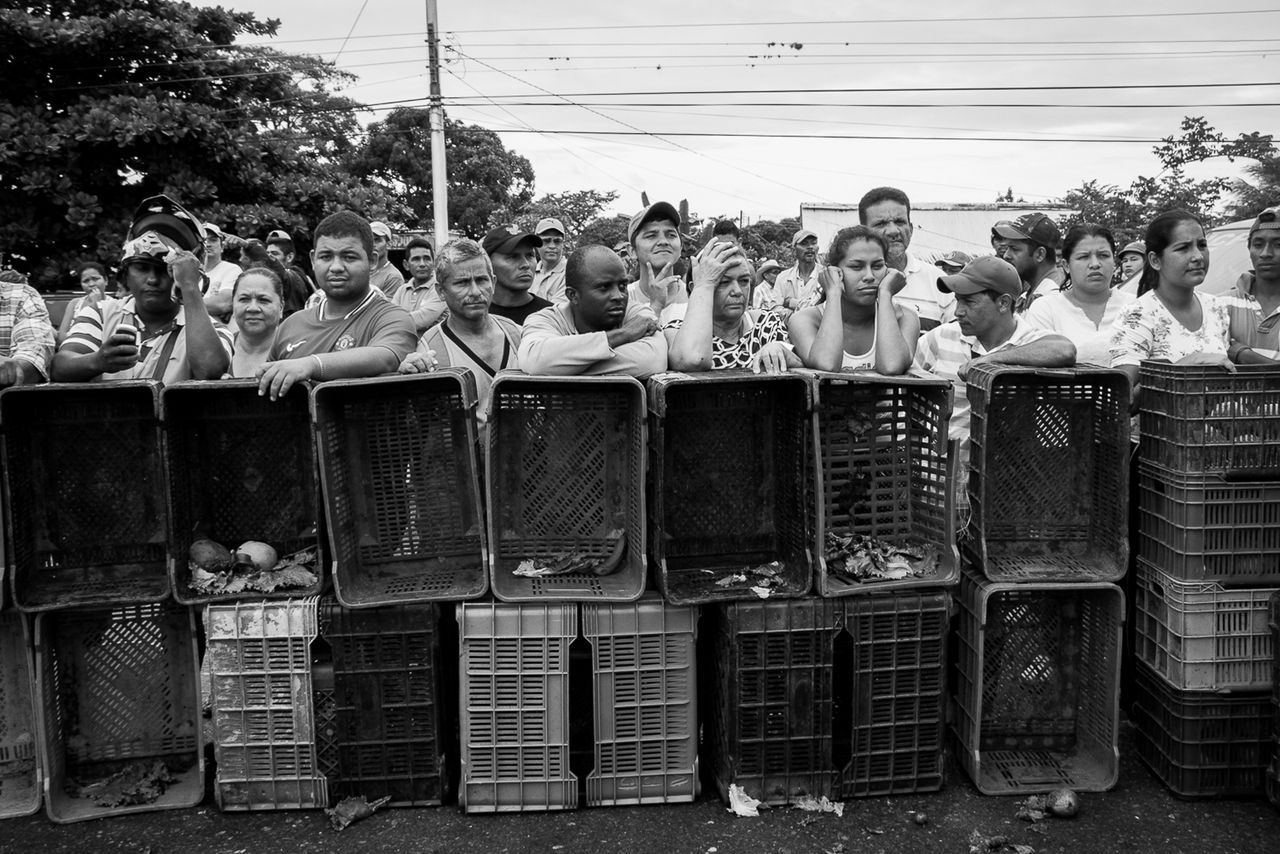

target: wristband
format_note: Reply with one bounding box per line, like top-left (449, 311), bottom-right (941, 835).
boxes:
top-left (311, 354), bottom-right (324, 380)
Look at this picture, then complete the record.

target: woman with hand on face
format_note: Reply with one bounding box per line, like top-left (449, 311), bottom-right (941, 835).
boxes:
top-left (229, 266), bottom-right (285, 377)
top-left (665, 240), bottom-right (801, 373)
top-left (56, 262), bottom-right (111, 343)
top-left (1024, 223), bottom-right (1135, 366)
top-left (787, 226), bottom-right (919, 374)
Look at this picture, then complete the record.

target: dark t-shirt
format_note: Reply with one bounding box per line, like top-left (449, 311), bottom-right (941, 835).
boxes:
top-left (489, 294), bottom-right (553, 326)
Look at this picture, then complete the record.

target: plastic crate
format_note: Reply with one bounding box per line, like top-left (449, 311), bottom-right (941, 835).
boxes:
top-left (582, 594), bottom-right (698, 806)
top-left (0, 612), bottom-right (39, 819)
top-left (312, 372), bottom-right (487, 606)
top-left (1131, 662), bottom-right (1271, 798)
top-left (648, 372), bottom-right (812, 605)
top-left (34, 603), bottom-right (203, 822)
top-left (1137, 462), bottom-right (1280, 587)
top-left (458, 602), bottom-right (578, 812)
top-left (1138, 361), bottom-right (1280, 475)
top-left (809, 371), bottom-right (958, 596)
top-left (840, 591), bottom-right (950, 798)
top-left (966, 365), bottom-right (1130, 582)
top-left (1268, 754), bottom-right (1278, 810)
top-left (163, 380), bottom-right (323, 605)
top-left (206, 598), bottom-right (329, 810)
top-left (1134, 559), bottom-right (1275, 692)
top-left (709, 598), bottom-right (840, 805)
top-left (319, 599), bottom-right (446, 806)
top-left (953, 567), bottom-right (1122, 794)
top-left (486, 374), bottom-right (646, 603)
top-left (1, 382), bottom-right (170, 611)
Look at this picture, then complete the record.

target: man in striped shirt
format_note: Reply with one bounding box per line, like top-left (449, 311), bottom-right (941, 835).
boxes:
top-left (0, 270), bottom-right (55, 386)
top-left (1225, 206), bottom-right (1280, 365)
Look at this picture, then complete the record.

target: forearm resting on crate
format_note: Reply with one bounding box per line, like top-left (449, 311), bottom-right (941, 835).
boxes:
top-left (979, 334), bottom-right (1076, 370)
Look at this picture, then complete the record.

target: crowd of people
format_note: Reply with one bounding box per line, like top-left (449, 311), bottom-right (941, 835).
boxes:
top-left (0, 188), bottom-right (1277, 499)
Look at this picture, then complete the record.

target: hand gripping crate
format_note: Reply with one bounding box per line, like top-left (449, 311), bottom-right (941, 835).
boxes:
top-left (1, 382), bottom-right (170, 611)
top-left (1137, 461), bottom-right (1280, 587)
top-left (207, 598), bottom-right (329, 810)
top-left (1138, 361), bottom-right (1280, 475)
top-left (317, 599), bottom-right (446, 806)
top-left (953, 567), bottom-right (1123, 794)
top-left (458, 602), bottom-right (578, 812)
top-left (1131, 662), bottom-right (1272, 798)
top-left (0, 612), bottom-right (39, 819)
top-left (582, 594), bottom-right (698, 807)
top-left (163, 380), bottom-right (324, 605)
top-left (808, 370), bottom-right (958, 596)
top-left (312, 372), bottom-right (486, 606)
top-left (648, 372), bottom-right (812, 605)
top-left (965, 365), bottom-right (1130, 582)
top-left (34, 603), bottom-right (203, 822)
top-left (840, 590), bottom-right (950, 798)
top-left (1134, 559), bottom-right (1275, 692)
top-left (486, 374), bottom-right (646, 602)
top-left (709, 598), bottom-right (841, 805)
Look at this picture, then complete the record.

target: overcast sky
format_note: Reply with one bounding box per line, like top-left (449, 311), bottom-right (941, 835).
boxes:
top-left (238, 1), bottom-right (1280, 223)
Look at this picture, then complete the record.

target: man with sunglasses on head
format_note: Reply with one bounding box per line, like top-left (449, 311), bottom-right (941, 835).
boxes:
top-left (1225, 205), bottom-right (1280, 365)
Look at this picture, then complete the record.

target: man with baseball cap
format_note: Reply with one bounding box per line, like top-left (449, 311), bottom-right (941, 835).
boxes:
top-left (992, 212), bottom-right (1064, 311)
top-left (627, 201), bottom-right (688, 323)
top-left (531, 217), bottom-right (569, 303)
top-left (935, 250), bottom-right (973, 276)
top-left (1117, 240), bottom-right (1145, 291)
top-left (1224, 206), bottom-right (1280, 364)
top-left (752, 259), bottom-right (783, 311)
top-left (519, 244), bottom-right (666, 378)
top-left (201, 222), bottom-right (242, 319)
top-left (856, 187), bottom-right (954, 331)
top-left (266, 229), bottom-right (315, 287)
top-left (773, 228), bottom-right (821, 313)
top-left (483, 224), bottom-right (553, 325)
top-left (368, 221), bottom-right (406, 299)
top-left (56, 195), bottom-right (232, 383)
top-left (913, 255), bottom-right (1076, 512)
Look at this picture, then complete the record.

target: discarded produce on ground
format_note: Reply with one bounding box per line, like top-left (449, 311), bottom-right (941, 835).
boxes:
top-left (513, 530), bottom-right (625, 577)
top-left (709, 560), bottom-right (785, 599)
top-left (1015, 788), bottom-right (1080, 822)
top-left (189, 537), bottom-right (319, 595)
top-left (67, 759), bottom-right (176, 808)
top-left (326, 795), bottom-right (391, 831)
top-left (825, 532), bottom-right (939, 582)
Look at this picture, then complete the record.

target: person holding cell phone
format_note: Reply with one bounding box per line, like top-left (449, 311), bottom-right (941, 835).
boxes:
top-left (53, 195), bottom-right (232, 383)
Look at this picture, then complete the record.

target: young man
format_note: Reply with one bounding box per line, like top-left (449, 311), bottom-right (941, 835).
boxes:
top-left (858, 186), bottom-right (953, 330)
top-left (1117, 240), bottom-right (1145, 288)
top-left (518, 245), bottom-right (667, 378)
top-left (266, 229), bottom-right (314, 285)
top-left (992, 212), bottom-right (1064, 312)
top-left (1226, 206), bottom-right (1280, 364)
top-left (264, 228), bottom-right (315, 315)
top-left (368, 220), bottom-right (406, 299)
top-left (913, 255), bottom-right (1076, 509)
top-left (531, 216), bottom-right (568, 303)
top-left (0, 270), bottom-right (55, 386)
top-left (627, 201), bottom-right (687, 323)
top-left (201, 222), bottom-right (242, 318)
top-left (394, 237), bottom-right (447, 333)
top-left (56, 197), bottom-right (231, 383)
top-left (776, 228), bottom-right (822, 311)
top-left (483, 225), bottom-right (553, 325)
top-left (256, 211), bottom-right (417, 400)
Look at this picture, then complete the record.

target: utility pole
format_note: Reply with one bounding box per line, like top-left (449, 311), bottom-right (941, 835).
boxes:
top-left (426, 0), bottom-right (449, 250)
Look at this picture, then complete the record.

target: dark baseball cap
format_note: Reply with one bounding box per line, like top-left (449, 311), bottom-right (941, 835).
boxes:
top-left (937, 256), bottom-right (1023, 298)
top-left (482, 224), bottom-right (543, 256)
top-left (1249, 206), bottom-right (1280, 240)
top-left (1118, 240), bottom-right (1146, 259)
top-left (127, 195), bottom-right (205, 254)
top-left (992, 212), bottom-right (1061, 248)
top-left (627, 201), bottom-right (681, 245)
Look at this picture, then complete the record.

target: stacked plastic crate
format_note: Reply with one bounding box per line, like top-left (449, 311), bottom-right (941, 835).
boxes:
top-left (956, 365), bottom-right (1129, 796)
top-left (1132, 363), bottom-right (1280, 798)
top-left (456, 373), bottom-right (699, 813)
top-left (0, 382), bottom-right (203, 822)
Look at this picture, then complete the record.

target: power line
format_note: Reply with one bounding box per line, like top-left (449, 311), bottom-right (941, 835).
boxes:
top-left (448, 81), bottom-right (1280, 99)
top-left (491, 129), bottom-right (1165, 144)
top-left (330, 0), bottom-right (371, 63)
top-left (462, 49), bottom-right (1280, 61)
top-left (441, 100), bottom-right (1280, 109)
top-left (453, 37), bottom-right (1280, 47)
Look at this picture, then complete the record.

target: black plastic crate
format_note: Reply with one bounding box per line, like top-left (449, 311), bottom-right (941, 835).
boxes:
top-left (953, 566), bottom-right (1123, 794)
top-left (809, 371), bottom-right (958, 596)
top-left (0, 611), bottom-right (39, 819)
top-left (487, 374), bottom-right (647, 602)
top-left (966, 365), bottom-right (1130, 582)
top-left (313, 372), bottom-right (486, 606)
top-left (649, 372), bottom-right (812, 605)
top-left (1138, 362), bottom-right (1280, 475)
top-left (163, 380), bottom-right (323, 605)
top-left (2, 382), bottom-right (169, 611)
top-left (1131, 662), bottom-right (1272, 799)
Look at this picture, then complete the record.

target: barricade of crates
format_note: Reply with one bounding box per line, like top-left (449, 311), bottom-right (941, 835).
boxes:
top-left (952, 365), bottom-right (1129, 795)
top-left (1133, 362), bottom-right (1280, 799)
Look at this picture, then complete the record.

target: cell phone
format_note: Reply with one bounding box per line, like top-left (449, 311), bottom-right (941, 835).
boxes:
top-left (114, 323), bottom-right (141, 348)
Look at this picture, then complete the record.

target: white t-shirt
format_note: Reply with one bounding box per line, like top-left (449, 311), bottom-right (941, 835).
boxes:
top-left (205, 260), bottom-right (242, 295)
top-left (894, 252), bottom-right (955, 326)
top-left (1023, 290), bottom-right (1135, 367)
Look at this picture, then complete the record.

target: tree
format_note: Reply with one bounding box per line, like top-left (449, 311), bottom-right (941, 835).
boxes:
top-left (490, 189), bottom-right (619, 238)
top-left (346, 109), bottom-right (534, 239)
top-left (576, 214), bottom-right (631, 250)
top-left (0, 0), bottom-right (398, 279)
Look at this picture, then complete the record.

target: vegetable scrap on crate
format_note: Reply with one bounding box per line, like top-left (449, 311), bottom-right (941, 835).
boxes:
top-left (513, 531), bottom-right (626, 577)
top-left (824, 532), bottom-right (939, 582)
top-left (707, 560), bottom-right (784, 598)
top-left (188, 538), bottom-right (319, 595)
top-left (66, 758), bottom-right (191, 809)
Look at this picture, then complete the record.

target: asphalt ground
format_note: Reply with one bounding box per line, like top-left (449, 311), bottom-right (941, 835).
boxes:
top-left (2, 720), bottom-right (1277, 854)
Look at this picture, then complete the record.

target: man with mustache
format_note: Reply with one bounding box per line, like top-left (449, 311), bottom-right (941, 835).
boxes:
top-left (484, 225), bottom-right (554, 325)
top-left (518, 245), bottom-right (667, 378)
top-left (858, 186), bottom-right (954, 331)
top-left (774, 228), bottom-right (822, 313)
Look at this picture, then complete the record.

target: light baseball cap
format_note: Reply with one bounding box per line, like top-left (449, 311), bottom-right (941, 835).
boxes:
top-left (369, 221), bottom-right (393, 240)
top-left (535, 217), bottom-right (566, 236)
top-left (792, 229), bottom-right (818, 246)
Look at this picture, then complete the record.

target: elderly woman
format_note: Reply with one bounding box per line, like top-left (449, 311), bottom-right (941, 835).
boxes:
top-left (399, 238), bottom-right (521, 431)
top-left (229, 266), bottom-right (286, 377)
top-left (787, 226), bottom-right (918, 374)
top-left (664, 240), bottom-right (799, 373)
